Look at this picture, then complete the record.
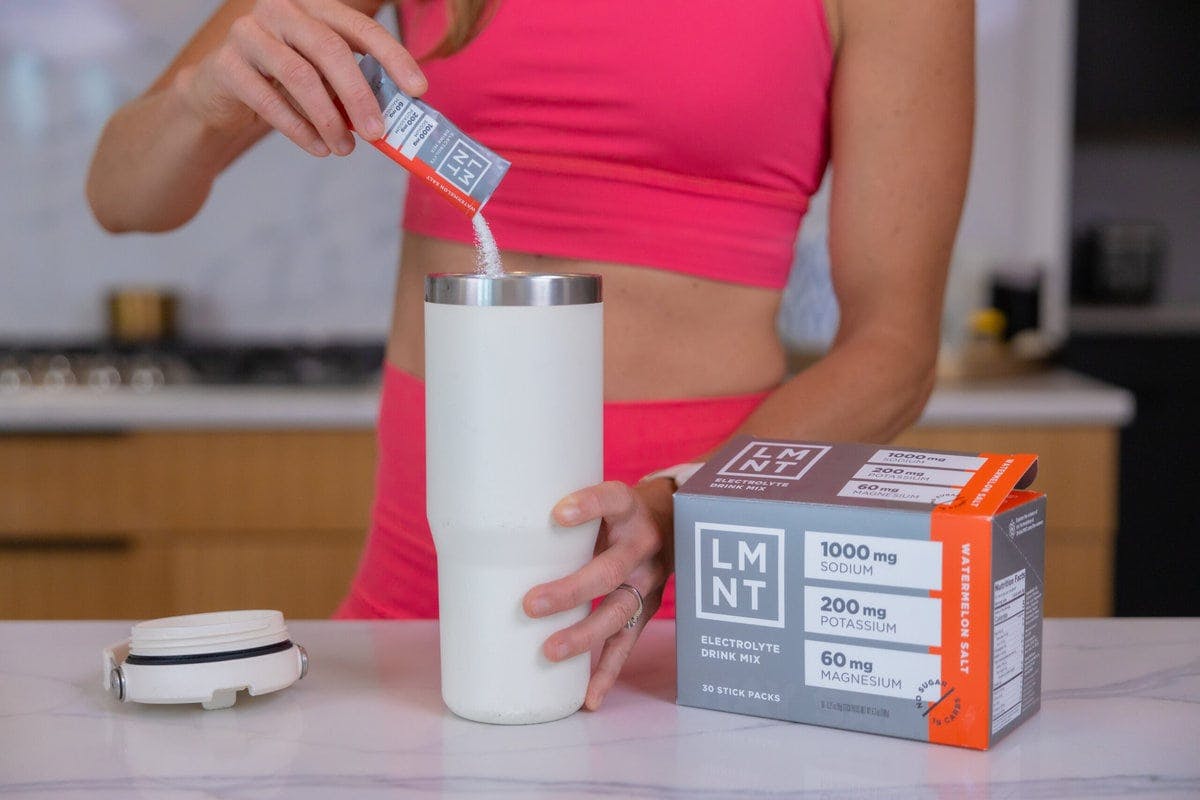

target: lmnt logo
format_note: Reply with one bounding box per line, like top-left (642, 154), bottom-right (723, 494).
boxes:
top-left (718, 440), bottom-right (831, 481)
top-left (695, 523), bottom-right (785, 627)
top-left (436, 139), bottom-right (492, 192)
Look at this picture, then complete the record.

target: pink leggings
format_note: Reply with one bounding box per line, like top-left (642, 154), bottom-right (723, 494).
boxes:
top-left (334, 363), bottom-right (767, 619)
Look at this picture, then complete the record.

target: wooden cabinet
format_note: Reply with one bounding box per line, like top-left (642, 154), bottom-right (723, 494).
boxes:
top-left (0, 538), bottom-right (171, 619)
top-left (0, 431), bottom-right (376, 619)
top-left (1, 424), bottom-right (1118, 619)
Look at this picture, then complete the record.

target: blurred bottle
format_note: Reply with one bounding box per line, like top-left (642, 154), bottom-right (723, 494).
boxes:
top-left (990, 266), bottom-right (1041, 341)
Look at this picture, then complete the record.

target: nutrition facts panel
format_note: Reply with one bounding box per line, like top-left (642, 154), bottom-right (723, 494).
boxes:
top-left (991, 569), bottom-right (1027, 733)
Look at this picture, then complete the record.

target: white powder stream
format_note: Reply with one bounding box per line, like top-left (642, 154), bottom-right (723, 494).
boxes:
top-left (472, 213), bottom-right (504, 278)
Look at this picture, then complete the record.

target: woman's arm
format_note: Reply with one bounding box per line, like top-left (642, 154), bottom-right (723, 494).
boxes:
top-left (526, 0), bottom-right (975, 710)
top-left (728, 0), bottom-right (974, 444)
top-left (86, 0), bottom-right (424, 233)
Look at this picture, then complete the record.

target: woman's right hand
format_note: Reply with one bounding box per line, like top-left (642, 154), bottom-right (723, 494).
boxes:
top-left (176, 0), bottom-right (427, 158)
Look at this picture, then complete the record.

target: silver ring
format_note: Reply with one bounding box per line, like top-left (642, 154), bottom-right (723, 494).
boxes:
top-left (613, 583), bottom-right (644, 630)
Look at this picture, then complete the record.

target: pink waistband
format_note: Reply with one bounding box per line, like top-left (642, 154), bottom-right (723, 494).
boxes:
top-left (337, 363), bottom-right (770, 619)
top-left (383, 362), bottom-right (769, 480)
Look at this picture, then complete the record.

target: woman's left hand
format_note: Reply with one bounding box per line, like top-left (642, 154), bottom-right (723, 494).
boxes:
top-left (522, 479), bottom-right (675, 710)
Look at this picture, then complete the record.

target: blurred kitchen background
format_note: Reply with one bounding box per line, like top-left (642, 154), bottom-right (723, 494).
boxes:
top-left (1, 2), bottom-right (1196, 620)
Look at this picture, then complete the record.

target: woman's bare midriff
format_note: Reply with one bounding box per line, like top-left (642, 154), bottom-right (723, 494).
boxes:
top-left (386, 232), bottom-right (789, 401)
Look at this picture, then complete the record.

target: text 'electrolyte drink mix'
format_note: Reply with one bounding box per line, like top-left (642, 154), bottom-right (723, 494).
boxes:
top-left (358, 55), bottom-right (510, 216)
top-left (674, 437), bottom-right (1045, 750)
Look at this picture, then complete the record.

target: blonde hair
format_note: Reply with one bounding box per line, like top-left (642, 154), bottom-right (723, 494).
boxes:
top-left (418, 0), bottom-right (496, 59)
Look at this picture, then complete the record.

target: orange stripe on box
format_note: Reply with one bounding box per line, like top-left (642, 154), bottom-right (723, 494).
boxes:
top-left (928, 506), bottom-right (992, 749)
top-left (938, 454), bottom-right (1039, 519)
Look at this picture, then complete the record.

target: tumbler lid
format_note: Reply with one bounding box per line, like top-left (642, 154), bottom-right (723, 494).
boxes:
top-left (425, 272), bottom-right (602, 306)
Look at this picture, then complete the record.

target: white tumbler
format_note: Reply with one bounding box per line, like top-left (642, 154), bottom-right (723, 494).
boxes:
top-left (425, 272), bottom-right (603, 724)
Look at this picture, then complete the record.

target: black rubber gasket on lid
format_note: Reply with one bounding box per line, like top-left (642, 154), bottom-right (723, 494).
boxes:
top-left (124, 639), bottom-right (293, 666)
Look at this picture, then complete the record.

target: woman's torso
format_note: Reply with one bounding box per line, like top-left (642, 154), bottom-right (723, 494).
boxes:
top-left (386, 0), bottom-right (835, 400)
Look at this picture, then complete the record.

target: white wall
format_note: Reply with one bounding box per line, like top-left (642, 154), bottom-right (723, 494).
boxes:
top-left (0, 0), bottom-right (404, 342)
top-left (950, 0), bottom-right (1076, 344)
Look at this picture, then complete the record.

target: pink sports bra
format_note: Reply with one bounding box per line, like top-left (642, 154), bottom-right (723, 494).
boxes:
top-left (398, 0), bottom-right (833, 289)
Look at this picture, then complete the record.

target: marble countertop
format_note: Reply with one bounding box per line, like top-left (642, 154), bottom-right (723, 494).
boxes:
top-left (1, 619), bottom-right (1196, 799)
top-left (0, 368), bottom-right (1133, 431)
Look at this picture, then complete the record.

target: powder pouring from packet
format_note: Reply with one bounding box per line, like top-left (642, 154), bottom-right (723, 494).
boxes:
top-left (357, 55), bottom-right (510, 216)
top-left (472, 213), bottom-right (504, 277)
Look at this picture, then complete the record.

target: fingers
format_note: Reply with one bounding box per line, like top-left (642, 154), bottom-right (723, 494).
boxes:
top-left (539, 575), bottom-right (644, 661)
top-left (527, 482), bottom-right (660, 616)
top-left (216, 47), bottom-right (329, 156)
top-left (527, 480), bottom-right (675, 710)
top-left (201, 0), bottom-right (427, 156)
top-left (539, 572), bottom-right (663, 711)
top-left (584, 621), bottom-right (643, 711)
top-left (525, 540), bottom-right (644, 618)
top-left (554, 480), bottom-right (638, 527)
top-left (258, 3), bottom-right (390, 139)
top-left (263, 14), bottom-right (377, 141)
top-left (230, 17), bottom-right (352, 154)
top-left (585, 589), bottom-right (661, 711)
top-left (307, 0), bottom-right (428, 96)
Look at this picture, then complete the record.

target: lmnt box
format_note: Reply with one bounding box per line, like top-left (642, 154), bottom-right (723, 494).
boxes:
top-left (674, 437), bottom-right (1045, 749)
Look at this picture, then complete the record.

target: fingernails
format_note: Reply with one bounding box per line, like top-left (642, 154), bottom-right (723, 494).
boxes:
top-left (334, 135), bottom-right (354, 156)
top-left (405, 71), bottom-right (428, 94)
top-left (311, 141), bottom-right (331, 157)
top-left (551, 642), bottom-right (570, 661)
top-left (529, 597), bottom-right (550, 617)
top-left (556, 499), bottom-right (581, 524)
top-left (362, 117), bottom-right (383, 139)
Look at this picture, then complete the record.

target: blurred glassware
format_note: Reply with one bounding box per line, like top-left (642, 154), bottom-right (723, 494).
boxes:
top-left (0, 341), bottom-right (384, 390)
top-left (40, 353), bottom-right (77, 390)
top-left (128, 357), bottom-right (166, 393)
top-left (0, 356), bottom-right (33, 393)
top-left (83, 356), bottom-right (122, 391)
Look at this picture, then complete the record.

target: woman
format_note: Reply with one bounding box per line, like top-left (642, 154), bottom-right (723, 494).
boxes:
top-left (87, 0), bottom-right (974, 711)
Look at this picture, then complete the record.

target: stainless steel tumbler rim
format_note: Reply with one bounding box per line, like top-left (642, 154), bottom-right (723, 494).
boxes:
top-left (425, 272), bottom-right (602, 306)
